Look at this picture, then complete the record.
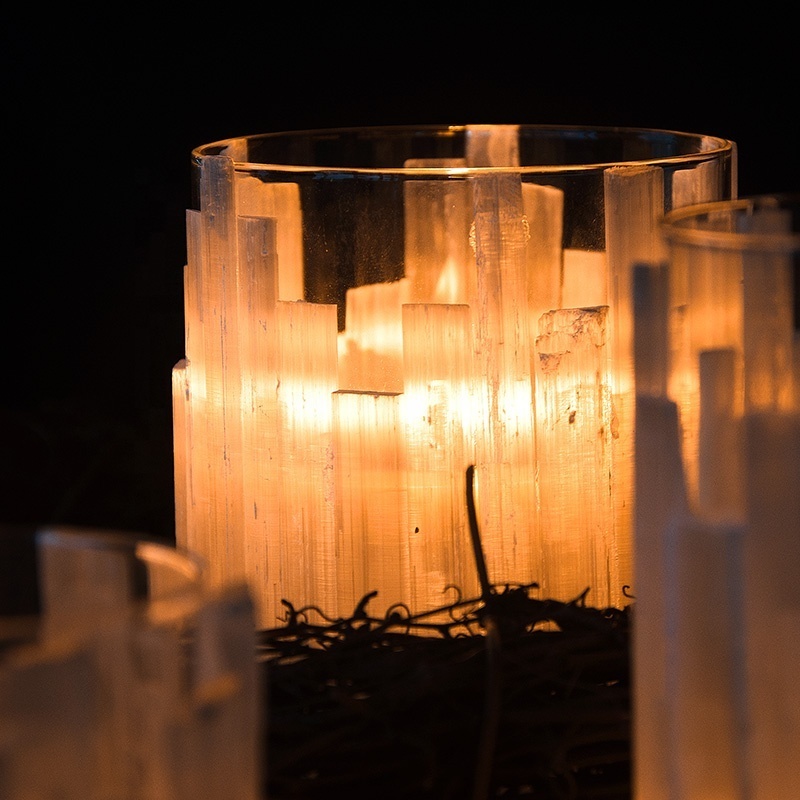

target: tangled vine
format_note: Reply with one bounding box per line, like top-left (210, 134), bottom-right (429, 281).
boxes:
top-left (257, 467), bottom-right (632, 799)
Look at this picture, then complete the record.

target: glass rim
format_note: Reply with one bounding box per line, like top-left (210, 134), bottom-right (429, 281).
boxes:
top-left (191, 123), bottom-right (735, 176)
top-left (35, 526), bottom-right (206, 598)
top-left (662, 194), bottom-right (800, 253)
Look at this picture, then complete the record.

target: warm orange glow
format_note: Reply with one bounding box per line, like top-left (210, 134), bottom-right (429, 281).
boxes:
top-left (174, 126), bottom-right (732, 628)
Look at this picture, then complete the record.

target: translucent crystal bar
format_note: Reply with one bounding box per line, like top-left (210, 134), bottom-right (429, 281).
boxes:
top-left (668, 515), bottom-right (747, 799)
top-left (332, 390), bottom-right (408, 613)
top-left (632, 394), bottom-right (688, 800)
top-left (534, 306), bottom-right (617, 606)
top-left (276, 300), bottom-right (338, 618)
top-left (197, 159), bottom-right (245, 585)
top-left (743, 411), bottom-right (800, 800)
top-left (403, 158), bottom-right (472, 306)
top-left (402, 302), bottom-right (476, 609)
top-left (605, 165), bottom-right (665, 594)
top-left (469, 170), bottom-right (539, 586)
top-left (237, 215), bottom-right (282, 622)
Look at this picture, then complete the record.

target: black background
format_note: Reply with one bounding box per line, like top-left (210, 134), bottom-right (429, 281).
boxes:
top-left (2, 10), bottom-right (796, 543)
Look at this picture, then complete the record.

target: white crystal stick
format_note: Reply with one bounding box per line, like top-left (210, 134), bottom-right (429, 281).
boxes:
top-left (402, 302), bottom-right (476, 610)
top-left (403, 158), bottom-right (473, 306)
top-left (743, 410), bottom-right (800, 800)
top-left (668, 514), bottom-right (747, 800)
top-left (332, 390), bottom-right (409, 615)
top-left (276, 300), bottom-right (338, 618)
top-left (468, 171), bottom-right (539, 587)
top-left (195, 156), bottom-right (245, 585)
top-left (534, 306), bottom-right (618, 606)
top-left (632, 261), bottom-right (686, 800)
top-left (633, 395), bottom-right (688, 800)
top-left (235, 175), bottom-right (304, 302)
top-left (236, 214), bottom-right (281, 625)
top-left (605, 164), bottom-right (665, 602)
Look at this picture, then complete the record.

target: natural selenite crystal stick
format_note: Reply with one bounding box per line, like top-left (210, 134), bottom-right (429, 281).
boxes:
top-left (743, 410), bottom-right (800, 800)
top-left (402, 302), bottom-right (476, 609)
top-left (534, 306), bottom-right (616, 603)
top-left (276, 300), bottom-right (339, 613)
top-left (469, 169), bottom-right (540, 590)
top-left (668, 513), bottom-right (747, 799)
top-left (604, 164), bottom-right (666, 596)
top-left (333, 390), bottom-right (408, 610)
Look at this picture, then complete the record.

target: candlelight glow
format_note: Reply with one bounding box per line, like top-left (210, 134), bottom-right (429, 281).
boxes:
top-left (172, 125), bottom-right (735, 628)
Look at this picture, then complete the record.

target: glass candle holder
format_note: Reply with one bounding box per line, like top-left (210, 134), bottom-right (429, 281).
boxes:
top-left (0, 526), bottom-right (261, 800)
top-left (633, 194), bottom-right (800, 800)
top-left (173, 124), bottom-right (736, 629)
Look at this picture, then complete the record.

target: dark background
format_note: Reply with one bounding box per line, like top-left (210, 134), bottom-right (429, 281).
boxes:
top-left (2, 11), bottom-right (796, 545)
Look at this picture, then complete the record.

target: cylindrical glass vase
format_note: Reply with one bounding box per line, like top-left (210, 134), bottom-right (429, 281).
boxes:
top-left (633, 194), bottom-right (800, 800)
top-left (173, 124), bottom-right (736, 629)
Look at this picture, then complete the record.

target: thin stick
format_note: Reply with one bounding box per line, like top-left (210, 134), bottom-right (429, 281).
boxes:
top-left (466, 464), bottom-right (501, 800)
top-left (466, 464), bottom-right (493, 603)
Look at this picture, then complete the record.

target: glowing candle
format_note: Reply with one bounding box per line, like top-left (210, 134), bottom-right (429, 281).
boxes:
top-left (173, 125), bottom-right (735, 629)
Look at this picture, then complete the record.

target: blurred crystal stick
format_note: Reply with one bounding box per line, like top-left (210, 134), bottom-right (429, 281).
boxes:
top-left (668, 514), bottom-right (747, 799)
top-left (743, 410), bottom-right (800, 800)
